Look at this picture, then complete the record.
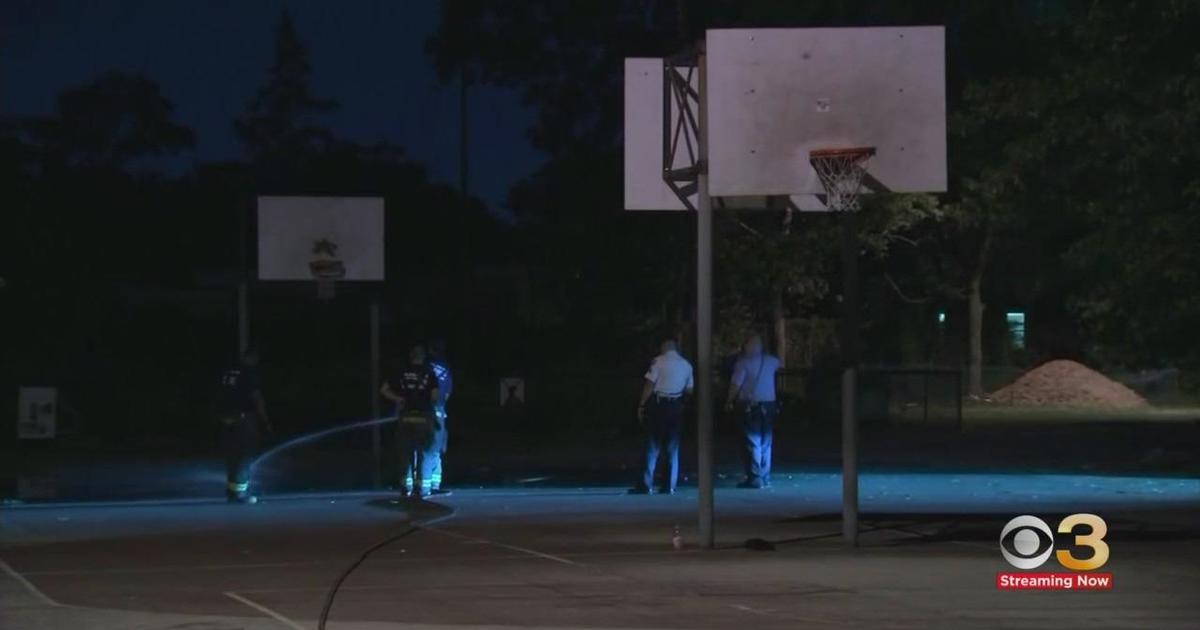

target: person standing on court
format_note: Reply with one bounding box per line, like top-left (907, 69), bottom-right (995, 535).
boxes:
top-left (218, 347), bottom-right (272, 503)
top-left (381, 344), bottom-right (442, 499)
top-left (427, 339), bottom-right (453, 495)
top-left (725, 334), bottom-right (781, 489)
top-left (633, 338), bottom-right (694, 495)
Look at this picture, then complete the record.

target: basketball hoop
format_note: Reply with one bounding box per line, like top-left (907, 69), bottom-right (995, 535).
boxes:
top-left (809, 147), bottom-right (876, 212)
top-left (310, 258), bottom-right (345, 301)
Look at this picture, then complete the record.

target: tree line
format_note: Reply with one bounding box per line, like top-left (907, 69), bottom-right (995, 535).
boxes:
top-left (4, 2), bottom-right (1199, 443)
top-left (429, 0), bottom-right (1200, 394)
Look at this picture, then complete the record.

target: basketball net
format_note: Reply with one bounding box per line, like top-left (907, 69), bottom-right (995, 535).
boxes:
top-left (309, 259), bottom-right (345, 301)
top-left (809, 147), bottom-right (876, 212)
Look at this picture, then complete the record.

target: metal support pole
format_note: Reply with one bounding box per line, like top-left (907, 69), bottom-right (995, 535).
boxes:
top-left (237, 283), bottom-right (249, 356)
top-left (369, 298), bottom-right (382, 488)
top-left (841, 210), bottom-right (860, 546)
top-left (237, 198), bottom-right (250, 356)
top-left (956, 369), bottom-right (964, 433)
top-left (841, 367), bottom-right (858, 543)
top-left (923, 370), bottom-right (930, 424)
top-left (459, 69), bottom-right (469, 195)
top-left (696, 46), bottom-right (715, 550)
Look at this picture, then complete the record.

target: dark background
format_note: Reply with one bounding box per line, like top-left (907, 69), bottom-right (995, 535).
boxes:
top-left (3, 1), bottom-right (1198, 490)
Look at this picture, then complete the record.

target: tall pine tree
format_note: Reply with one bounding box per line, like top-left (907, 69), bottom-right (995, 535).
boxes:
top-left (235, 11), bottom-right (337, 165)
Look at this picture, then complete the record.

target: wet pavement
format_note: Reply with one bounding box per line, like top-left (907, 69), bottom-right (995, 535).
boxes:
top-left (3, 483), bottom-right (1199, 629)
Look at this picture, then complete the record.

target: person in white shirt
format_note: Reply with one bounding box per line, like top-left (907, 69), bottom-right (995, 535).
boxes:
top-left (726, 334), bottom-right (781, 489)
top-left (633, 339), bottom-right (694, 494)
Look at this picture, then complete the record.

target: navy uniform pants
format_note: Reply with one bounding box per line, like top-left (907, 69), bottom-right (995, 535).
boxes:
top-left (221, 413), bottom-right (259, 499)
top-left (642, 396), bottom-right (684, 492)
top-left (739, 402), bottom-right (778, 485)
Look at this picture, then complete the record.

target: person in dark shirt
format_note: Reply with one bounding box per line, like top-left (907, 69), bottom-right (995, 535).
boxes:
top-left (380, 344), bottom-right (442, 498)
top-left (218, 347), bottom-right (272, 503)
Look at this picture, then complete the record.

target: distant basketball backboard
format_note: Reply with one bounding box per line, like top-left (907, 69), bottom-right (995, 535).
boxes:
top-left (623, 26), bottom-right (946, 210)
top-left (257, 196), bottom-right (384, 282)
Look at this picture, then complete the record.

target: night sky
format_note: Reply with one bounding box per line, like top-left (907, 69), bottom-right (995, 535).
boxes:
top-left (0, 0), bottom-right (544, 210)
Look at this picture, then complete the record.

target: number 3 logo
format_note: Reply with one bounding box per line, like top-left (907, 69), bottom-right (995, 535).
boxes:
top-left (1000, 513), bottom-right (1110, 570)
top-left (1056, 513), bottom-right (1109, 571)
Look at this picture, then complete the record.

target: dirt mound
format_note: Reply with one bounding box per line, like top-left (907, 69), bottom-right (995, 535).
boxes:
top-left (990, 360), bottom-right (1149, 409)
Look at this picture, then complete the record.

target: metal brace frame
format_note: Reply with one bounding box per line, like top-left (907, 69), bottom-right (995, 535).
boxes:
top-left (662, 49), bottom-right (701, 211)
top-left (662, 47), bottom-right (887, 215)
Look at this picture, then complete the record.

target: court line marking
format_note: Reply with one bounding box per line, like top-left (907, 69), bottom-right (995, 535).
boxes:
top-left (224, 591), bottom-right (308, 630)
top-left (21, 560), bottom-right (324, 577)
top-left (730, 604), bottom-right (773, 616)
top-left (0, 557), bottom-right (62, 607)
top-left (424, 526), bottom-right (581, 566)
top-left (18, 547), bottom-right (685, 579)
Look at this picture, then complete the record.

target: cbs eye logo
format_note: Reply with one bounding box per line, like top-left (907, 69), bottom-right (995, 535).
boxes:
top-left (1000, 514), bottom-right (1110, 571)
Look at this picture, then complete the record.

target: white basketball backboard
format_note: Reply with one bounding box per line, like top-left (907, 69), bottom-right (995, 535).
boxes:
top-left (624, 58), bottom-right (828, 212)
top-left (624, 58), bottom-right (690, 211)
top-left (706, 26), bottom-right (946, 197)
top-left (623, 26), bottom-right (946, 210)
top-left (257, 196), bottom-right (385, 282)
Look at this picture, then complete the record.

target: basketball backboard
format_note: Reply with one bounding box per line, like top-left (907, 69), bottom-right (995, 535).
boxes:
top-left (623, 26), bottom-right (946, 210)
top-left (707, 26), bottom-right (946, 197)
top-left (624, 58), bottom-right (690, 211)
top-left (257, 196), bottom-right (385, 282)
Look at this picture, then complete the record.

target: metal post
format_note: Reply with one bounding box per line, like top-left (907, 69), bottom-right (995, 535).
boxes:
top-left (369, 298), bottom-right (382, 488)
top-left (841, 210), bottom-right (860, 546)
top-left (696, 46), bottom-right (715, 550)
top-left (459, 69), bottom-right (469, 195)
top-left (237, 283), bottom-right (249, 356)
top-left (923, 370), bottom-right (930, 424)
top-left (237, 198), bottom-right (250, 356)
top-left (841, 367), bottom-right (858, 543)
top-left (956, 368), bottom-right (964, 433)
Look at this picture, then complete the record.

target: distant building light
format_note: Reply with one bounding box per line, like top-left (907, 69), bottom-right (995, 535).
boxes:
top-left (937, 311), bottom-right (946, 324)
top-left (1006, 311), bottom-right (1026, 349)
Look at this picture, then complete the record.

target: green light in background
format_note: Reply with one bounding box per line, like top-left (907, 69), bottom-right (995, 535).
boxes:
top-left (1007, 311), bottom-right (1026, 349)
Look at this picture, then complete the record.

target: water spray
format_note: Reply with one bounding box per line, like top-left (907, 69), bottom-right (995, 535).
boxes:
top-left (247, 415), bottom-right (398, 487)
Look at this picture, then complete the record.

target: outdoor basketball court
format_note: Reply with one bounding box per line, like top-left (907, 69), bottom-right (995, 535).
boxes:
top-left (622, 25), bottom-right (952, 546)
top-left (5, 22), bottom-right (1200, 630)
top-left (4, 478), bottom-right (1200, 630)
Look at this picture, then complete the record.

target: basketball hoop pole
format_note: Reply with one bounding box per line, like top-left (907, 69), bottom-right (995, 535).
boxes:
top-left (841, 212), bottom-right (860, 546)
top-left (369, 297), bottom-right (382, 488)
top-left (695, 44), bottom-right (715, 550)
top-left (807, 147), bottom-right (873, 547)
top-left (237, 196), bottom-right (251, 357)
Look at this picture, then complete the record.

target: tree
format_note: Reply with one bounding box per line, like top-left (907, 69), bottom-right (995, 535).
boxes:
top-left (948, 1), bottom-right (1200, 372)
top-left (1045, 1), bottom-right (1200, 368)
top-left (23, 72), bottom-right (194, 171)
top-left (11, 72), bottom-right (196, 286)
top-left (235, 11), bottom-right (337, 165)
top-left (429, 2), bottom-right (958, 363)
top-left (433, 1), bottom-right (1188, 380)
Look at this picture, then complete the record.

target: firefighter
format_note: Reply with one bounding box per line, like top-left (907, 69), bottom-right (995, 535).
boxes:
top-left (218, 347), bottom-right (272, 503)
top-left (380, 344), bottom-right (442, 498)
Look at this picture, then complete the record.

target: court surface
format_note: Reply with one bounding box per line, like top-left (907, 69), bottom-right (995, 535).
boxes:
top-left (3, 476), bottom-right (1200, 629)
